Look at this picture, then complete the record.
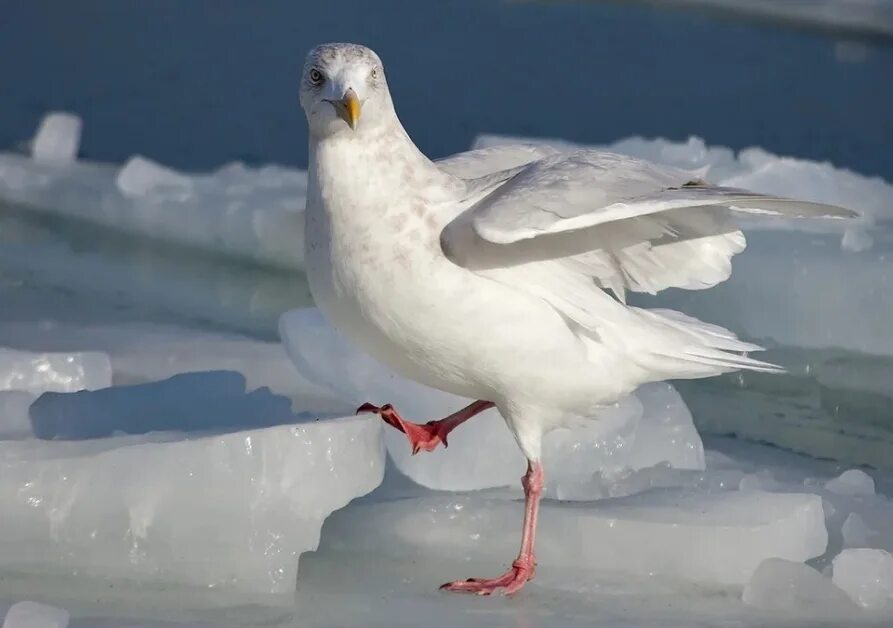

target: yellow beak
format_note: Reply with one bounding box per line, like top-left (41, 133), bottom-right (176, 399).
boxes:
top-left (331, 88), bottom-right (361, 130)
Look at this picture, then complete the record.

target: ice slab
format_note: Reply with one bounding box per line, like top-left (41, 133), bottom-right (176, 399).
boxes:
top-left (826, 469), bottom-right (876, 496)
top-left (0, 391), bottom-right (36, 440)
top-left (0, 321), bottom-right (334, 405)
top-left (0, 411), bottom-right (384, 594)
top-left (742, 558), bottom-right (856, 615)
top-left (279, 307), bottom-right (704, 492)
top-left (0, 348), bottom-right (111, 395)
top-left (0, 138), bottom-right (305, 270)
top-left (31, 113), bottom-right (81, 166)
top-left (2, 601), bottom-right (69, 628)
top-left (324, 489), bottom-right (826, 586)
top-left (833, 548), bottom-right (893, 609)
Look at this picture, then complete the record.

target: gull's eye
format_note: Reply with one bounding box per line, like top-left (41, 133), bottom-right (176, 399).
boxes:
top-left (370, 67), bottom-right (379, 80)
top-left (309, 68), bottom-right (324, 85)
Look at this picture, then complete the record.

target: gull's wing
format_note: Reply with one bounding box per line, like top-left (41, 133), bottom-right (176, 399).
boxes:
top-left (463, 150), bottom-right (854, 244)
top-left (442, 148), bottom-right (857, 299)
top-left (435, 144), bottom-right (560, 179)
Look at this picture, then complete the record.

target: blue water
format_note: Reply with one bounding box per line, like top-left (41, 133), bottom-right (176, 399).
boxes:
top-left (1, 0), bottom-right (892, 177)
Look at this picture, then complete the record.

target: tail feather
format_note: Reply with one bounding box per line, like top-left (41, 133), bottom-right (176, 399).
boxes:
top-left (629, 307), bottom-right (784, 379)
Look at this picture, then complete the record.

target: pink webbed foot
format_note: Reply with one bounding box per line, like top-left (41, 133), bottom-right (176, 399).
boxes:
top-left (439, 558), bottom-right (536, 596)
top-left (356, 402), bottom-right (449, 454)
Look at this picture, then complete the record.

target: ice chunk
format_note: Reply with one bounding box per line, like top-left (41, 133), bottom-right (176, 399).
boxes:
top-left (2, 601), bottom-right (69, 628)
top-left (0, 148), bottom-right (306, 270)
top-left (0, 321), bottom-right (335, 406)
top-left (742, 558), bottom-right (856, 614)
top-left (280, 308), bottom-right (704, 492)
top-left (324, 489), bottom-right (826, 586)
top-left (0, 391), bottom-right (36, 439)
top-left (833, 548), bottom-right (893, 609)
top-left (30, 113), bottom-right (81, 165)
top-left (842, 512), bottom-right (879, 548)
top-left (825, 469), bottom-right (875, 496)
top-left (0, 348), bottom-right (111, 394)
top-left (28, 371), bottom-right (306, 440)
top-left (116, 155), bottom-right (193, 198)
top-left (0, 412), bottom-right (383, 594)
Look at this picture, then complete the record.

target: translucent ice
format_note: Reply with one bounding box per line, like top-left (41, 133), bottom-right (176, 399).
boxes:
top-left (825, 469), bottom-right (876, 496)
top-left (280, 308), bottom-right (704, 492)
top-left (833, 548), bottom-right (893, 609)
top-left (742, 558), bottom-right (856, 614)
top-left (325, 489), bottom-right (826, 586)
top-left (0, 412), bottom-right (384, 594)
top-left (0, 348), bottom-right (111, 394)
top-left (2, 601), bottom-right (69, 628)
top-left (30, 113), bottom-right (81, 165)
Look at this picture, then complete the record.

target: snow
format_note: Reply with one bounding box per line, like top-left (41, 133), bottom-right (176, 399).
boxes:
top-left (0, 412), bottom-right (384, 595)
top-left (279, 307), bottom-right (704, 493)
top-left (30, 113), bottom-right (81, 166)
top-left (826, 469), bottom-right (876, 496)
top-left (833, 548), bottom-right (893, 609)
top-left (0, 348), bottom-right (111, 395)
top-left (2, 601), bottom-right (69, 628)
top-left (742, 558), bottom-right (856, 615)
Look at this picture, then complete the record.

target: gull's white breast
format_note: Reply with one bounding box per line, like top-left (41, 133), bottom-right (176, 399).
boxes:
top-left (304, 135), bottom-right (596, 409)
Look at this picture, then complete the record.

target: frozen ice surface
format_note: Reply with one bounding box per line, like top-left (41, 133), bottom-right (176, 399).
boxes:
top-left (833, 548), bottom-right (893, 609)
top-left (325, 488), bottom-right (826, 586)
top-left (280, 307), bottom-right (704, 492)
top-left (826, 469), bottom-right (876, 495)
top-left (0, 391), bottom-right (36, 439)
top-left (30, 113), bottom-right (81, 166)
top-left (0, 348), bottom-right (111, 394)
top-left (116, 156), bottom-right (193, 198)
top-left (1, 601), bottom-right (69, 628)
top-left (0, 412), bottom-right (384, 594)
top-left (742, 558), bottom-right (856, 615)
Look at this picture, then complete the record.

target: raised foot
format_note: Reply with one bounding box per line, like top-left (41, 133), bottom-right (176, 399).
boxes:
top-left (356, 402), bottom-right (449, 455)
top-left (439, 559), bottom-right (535, 596)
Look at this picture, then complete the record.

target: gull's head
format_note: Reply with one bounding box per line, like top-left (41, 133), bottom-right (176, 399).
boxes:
top-left (300, 43), bottom-right (392, 139)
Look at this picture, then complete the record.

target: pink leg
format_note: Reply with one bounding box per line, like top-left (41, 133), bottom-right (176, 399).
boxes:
top-left (356, 400), bottom-right (494, 455)
top-left (440, 460), bottom-right (544, 596)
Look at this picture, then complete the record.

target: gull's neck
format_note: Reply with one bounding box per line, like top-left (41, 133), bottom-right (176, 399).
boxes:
top-left (308, 111), bottom-right (458, 209)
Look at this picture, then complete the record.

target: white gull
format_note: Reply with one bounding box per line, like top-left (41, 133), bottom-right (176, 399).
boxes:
top-left (298, 42), bottom-right (855, 595)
